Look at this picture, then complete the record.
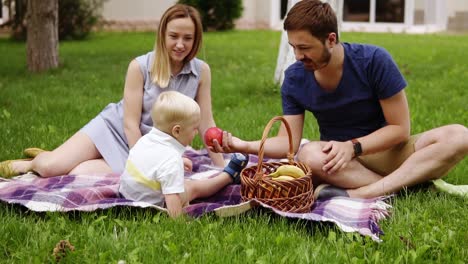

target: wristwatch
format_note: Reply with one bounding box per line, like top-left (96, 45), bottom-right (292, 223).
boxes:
top-left (351, 138), bottom-right (362, 157)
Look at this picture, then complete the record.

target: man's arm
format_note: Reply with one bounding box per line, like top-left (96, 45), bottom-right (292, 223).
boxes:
top-left (354, 90), bottom-right (411, 156)
top-left (210, 114), bottom-right (305, 159)
top-left (322, 90), bottom-right (410, 174)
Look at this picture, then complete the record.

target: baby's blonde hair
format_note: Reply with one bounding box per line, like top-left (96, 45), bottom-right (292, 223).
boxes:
top-left (151, 91), bottom-right (200, 133)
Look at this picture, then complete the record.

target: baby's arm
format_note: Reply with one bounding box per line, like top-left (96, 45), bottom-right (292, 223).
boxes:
top-left (164, 193), bottom-right (183, 218)
top-left (183, 157), bottom-right (193, 172)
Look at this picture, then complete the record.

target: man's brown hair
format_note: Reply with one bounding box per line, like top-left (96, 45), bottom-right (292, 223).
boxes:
top-left (284, 0), bottom-right (339, 43)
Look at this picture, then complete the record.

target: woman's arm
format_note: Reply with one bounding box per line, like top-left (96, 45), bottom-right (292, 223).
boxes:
top-left (123, 60), bottom-right (145, 148)
top-left (195, 62), bottom-right (225, 167)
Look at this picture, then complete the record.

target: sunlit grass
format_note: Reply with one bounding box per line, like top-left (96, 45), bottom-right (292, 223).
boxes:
top-left (0, 31), bottom-right (467, 263)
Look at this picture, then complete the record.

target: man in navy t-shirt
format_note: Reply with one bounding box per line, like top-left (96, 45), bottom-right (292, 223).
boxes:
top-left (211, 0), bottom-right (467, 199)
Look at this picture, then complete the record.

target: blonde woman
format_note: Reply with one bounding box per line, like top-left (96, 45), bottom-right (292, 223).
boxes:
top-left (0, 4), bottom-right (225, 177)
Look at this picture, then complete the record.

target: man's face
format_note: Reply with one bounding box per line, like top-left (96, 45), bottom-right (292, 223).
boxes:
top-left (287, 30), bottom-right (332, 71)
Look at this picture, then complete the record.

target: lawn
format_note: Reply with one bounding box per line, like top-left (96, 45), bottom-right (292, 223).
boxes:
top-left (0, 30), bottom-right (467, 263)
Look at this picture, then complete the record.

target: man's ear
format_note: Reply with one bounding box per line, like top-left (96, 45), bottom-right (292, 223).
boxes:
top-left (171, 125), bottom-right (181, 138)
top-left (327, 32), bottom-right (337, 46)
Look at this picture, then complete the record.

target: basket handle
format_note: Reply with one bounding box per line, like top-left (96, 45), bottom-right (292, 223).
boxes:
top-left (255, 116), bottom-right (295, 177)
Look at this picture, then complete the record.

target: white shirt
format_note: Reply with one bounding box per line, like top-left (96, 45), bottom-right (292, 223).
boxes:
top-left (119, 127), bottom-right (186, 206)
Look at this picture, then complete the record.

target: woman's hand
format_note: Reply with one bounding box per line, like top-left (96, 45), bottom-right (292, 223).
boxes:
top-left (321, 140), bottom-right (354, 174)
top-left (182, 157), bottom-right (193, 172)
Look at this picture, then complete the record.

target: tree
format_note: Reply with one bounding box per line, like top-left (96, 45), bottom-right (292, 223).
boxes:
top-left (26, 0), bottom-right (59, 72)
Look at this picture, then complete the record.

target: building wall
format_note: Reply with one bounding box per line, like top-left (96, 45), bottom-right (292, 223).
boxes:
top-left (100, 0), bottom-right (281, 30)
top-left (446, 0), bottom-right (468, 31)
top-left (413, 0), bottom-right (468, 31)
top-left (100, 0), bottom-right (175, 31)
top-left (0, 0), bottom-right (8, 25)
top-left (102, 0), bottom-right (176, 21)
top-left (99, 0), bottom-right (467, 32)
top-left (237, 0), bottom-right (281, 29)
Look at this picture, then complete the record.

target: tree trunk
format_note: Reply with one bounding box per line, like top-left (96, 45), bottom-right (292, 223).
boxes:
top-left (26, 0), bottom-right (59, 72)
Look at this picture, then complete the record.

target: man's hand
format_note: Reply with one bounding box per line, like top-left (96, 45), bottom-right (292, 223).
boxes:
top-left (321, 140), bottom-right (354, 174)
top-left (208, 131), bottom-right (249, 154)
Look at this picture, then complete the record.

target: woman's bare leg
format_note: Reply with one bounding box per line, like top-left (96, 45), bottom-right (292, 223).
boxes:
top-left (11, 132), bottom-right (111, 177)
top-left (69, 159), bottom-right (112, 175)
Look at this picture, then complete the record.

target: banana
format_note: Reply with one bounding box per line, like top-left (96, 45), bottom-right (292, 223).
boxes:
top-left (268, 165), bottom-right (305, 178)
top-left (271, 175), bottom-right (295, 181)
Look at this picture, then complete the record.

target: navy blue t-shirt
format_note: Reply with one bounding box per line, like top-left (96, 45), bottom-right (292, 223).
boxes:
top-left (281, 43), bottom-right (407, 141)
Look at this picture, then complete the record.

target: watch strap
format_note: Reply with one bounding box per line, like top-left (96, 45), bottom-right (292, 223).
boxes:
top-left (351, 138), bottom-right (362, 157)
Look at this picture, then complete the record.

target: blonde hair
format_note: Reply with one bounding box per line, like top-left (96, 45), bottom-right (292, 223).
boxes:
top-left (152, 4), bottom-right (203, 88)
top-left (151, 91), bottom-right (201, 132)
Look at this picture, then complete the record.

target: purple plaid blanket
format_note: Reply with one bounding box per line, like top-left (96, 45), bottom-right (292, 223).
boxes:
top-left (0, 148), bottom-right (391, 242)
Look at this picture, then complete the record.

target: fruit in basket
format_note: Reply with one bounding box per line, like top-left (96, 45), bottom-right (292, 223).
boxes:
top-left (204, 127), bottom-right (223, 147)
top-left (271, 175), bottom-right (295, 181)
top-left (268, 165), bottom-right (305, 178)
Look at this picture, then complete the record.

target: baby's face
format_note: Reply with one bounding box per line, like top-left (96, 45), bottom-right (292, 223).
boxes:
top-left (176, 116), bottom-right (200, 146)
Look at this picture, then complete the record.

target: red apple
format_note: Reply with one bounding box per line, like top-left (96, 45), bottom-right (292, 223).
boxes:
top-left (204, 127), bottom-right (223, 147)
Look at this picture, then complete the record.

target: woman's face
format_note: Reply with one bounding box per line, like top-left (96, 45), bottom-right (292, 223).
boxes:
top-left (165, 17), bottom-right (195, 64)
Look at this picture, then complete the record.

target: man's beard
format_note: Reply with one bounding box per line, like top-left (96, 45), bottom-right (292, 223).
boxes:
top-left (302, 47), bottom-right (332, 71)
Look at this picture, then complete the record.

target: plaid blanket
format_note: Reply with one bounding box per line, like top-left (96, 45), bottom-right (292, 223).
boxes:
top-left (0, 148), bottom-right (391, 242)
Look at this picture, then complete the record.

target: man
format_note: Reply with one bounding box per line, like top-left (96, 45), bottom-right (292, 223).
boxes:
top-left (211, 0), bottom-right (467, 199)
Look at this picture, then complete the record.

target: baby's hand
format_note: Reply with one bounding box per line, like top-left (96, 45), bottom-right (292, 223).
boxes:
top-left (183, 157), bottom-right (193, 172)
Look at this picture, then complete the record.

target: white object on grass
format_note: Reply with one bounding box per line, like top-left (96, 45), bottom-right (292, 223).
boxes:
top-left (432, 179), bottom-right (468, 198)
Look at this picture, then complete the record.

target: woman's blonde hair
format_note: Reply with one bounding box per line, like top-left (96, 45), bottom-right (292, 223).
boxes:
top-left (151, 91), bottom-right (200, 132)
top-left (152, 4), bottom-right (203, 88)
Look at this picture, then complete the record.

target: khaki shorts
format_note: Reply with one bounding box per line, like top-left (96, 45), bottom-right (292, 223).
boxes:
top-left (357, 134), bottom-right (421, 176)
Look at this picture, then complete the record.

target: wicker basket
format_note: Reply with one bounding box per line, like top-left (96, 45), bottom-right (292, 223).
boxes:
top-left (240, 116), bottom-right (314, 213)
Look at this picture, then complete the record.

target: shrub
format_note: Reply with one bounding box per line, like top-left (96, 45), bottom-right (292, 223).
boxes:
top-left (58, 0), bottom-right (106, 40)
top-left (177, 0), bottom-right (243, 31)
top-left (3, 0), bottom-right (106, 41)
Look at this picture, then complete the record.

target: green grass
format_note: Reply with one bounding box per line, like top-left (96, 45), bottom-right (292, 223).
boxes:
top-left (0, 31), bottom-right (467, 263)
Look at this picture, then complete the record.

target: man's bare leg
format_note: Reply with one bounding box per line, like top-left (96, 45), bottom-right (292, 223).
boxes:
top-left (348, 124), bottom-right (468, 198)
top-left (298, 141), bottom-right (383, 189)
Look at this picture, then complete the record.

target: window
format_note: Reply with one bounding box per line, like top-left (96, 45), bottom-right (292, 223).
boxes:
top-left (280, 0), bottom-right (288, 20)
top-left (344, 0), bottom-right (406, 23)
top-left (376, 0), bottom-right (405, 23)
top-left (343, 0), bottom-right (370, 22)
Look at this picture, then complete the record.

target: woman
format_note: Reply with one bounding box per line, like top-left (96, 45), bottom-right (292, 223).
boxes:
top-left (0, 4), bottom-right (225, 178)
